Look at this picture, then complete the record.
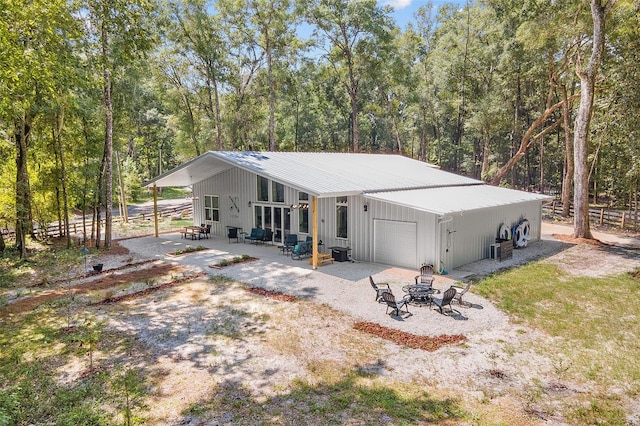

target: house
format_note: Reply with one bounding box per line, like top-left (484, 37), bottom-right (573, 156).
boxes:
top-left (144, 151), bottom-right (550, 270)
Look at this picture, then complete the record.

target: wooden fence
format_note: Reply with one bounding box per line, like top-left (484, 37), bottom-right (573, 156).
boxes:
top-left (1, 202), bottom-right (193, 240)
top-left (543, 200), bottom-right (640, 231)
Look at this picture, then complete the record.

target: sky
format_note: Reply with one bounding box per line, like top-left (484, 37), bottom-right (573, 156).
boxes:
top-left (383, 0), bottom-right (462, 28)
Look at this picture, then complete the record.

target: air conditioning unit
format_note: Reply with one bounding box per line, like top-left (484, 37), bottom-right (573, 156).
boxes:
top-left (490, 243), bottom-right (501, 259)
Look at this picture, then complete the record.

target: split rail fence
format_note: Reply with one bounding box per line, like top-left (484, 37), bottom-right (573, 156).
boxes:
top-left (1, 203), bottom-right (193, 240)
top-left (543, 200), bottom-right (640, 231)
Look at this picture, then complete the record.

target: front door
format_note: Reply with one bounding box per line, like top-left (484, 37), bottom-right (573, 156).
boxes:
top-left (254, 206), bottom-right (290, 243)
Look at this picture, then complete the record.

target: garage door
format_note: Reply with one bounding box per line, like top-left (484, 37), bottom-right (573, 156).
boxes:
top-left (373, 219), bottom-right (417, 269)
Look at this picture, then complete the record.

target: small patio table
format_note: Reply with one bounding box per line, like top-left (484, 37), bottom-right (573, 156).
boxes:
top-left (402, 284), bottom-right (436, 306)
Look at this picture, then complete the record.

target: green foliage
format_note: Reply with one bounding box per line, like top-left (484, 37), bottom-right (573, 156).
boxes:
top-left (111, 367), bottom-right (148, 426)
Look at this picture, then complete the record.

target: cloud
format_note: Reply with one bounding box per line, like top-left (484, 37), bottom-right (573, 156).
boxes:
top-left (382, 0), bottom-right (412, 10)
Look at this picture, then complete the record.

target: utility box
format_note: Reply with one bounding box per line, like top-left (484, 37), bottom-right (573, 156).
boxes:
top-left (492, 239), bottom-right (512, 261)
top-left (330, 247), bottom-right (349, 262)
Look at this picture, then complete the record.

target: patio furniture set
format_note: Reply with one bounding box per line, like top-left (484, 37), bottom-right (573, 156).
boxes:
top-left (370, 264), bottom-right (472, 317)
top-left (181, 224), bottom-right (211, 240)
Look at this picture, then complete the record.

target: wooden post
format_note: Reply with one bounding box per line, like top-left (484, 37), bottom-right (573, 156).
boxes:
top-left (311, 196), bottom-right (318, 270)
top-left (153, 183), bottom-right (159, 237)
top-left (600, 208), bottom-right (604, 225)
top-left (552, 200), bottom-right (556, 215)
top-left (621, 211), bottom-right (626, 229)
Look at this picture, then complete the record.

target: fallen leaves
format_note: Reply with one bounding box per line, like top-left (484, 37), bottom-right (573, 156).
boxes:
top-left (353, 321), bottom-right (466, 352)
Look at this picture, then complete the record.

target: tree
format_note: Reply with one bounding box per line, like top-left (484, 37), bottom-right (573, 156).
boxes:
top-left (0, 0), bottom-right (80, 257)
top-left (300, 0), bottom-right (394, 152)
top-left (572, 0), bottom-right (615, 239)
top-left (82, 0), bottom-right (156, 249)
top-left (248, 0), bottom-right (298, 151)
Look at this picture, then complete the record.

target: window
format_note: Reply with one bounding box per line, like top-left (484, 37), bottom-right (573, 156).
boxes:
top-left (204, 195), bottom-right (220, 222)
top-left (272, 181), bottom-right (284, 203)
top-left (257, 176), bottom-right (269, 202)
top-left (298, 192), bottom-right (309, 234)
top-left (336, 197), bottom-right (348, 239)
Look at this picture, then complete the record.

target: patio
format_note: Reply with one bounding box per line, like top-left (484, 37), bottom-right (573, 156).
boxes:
top-left (118, 230), bottom-right (561, 337)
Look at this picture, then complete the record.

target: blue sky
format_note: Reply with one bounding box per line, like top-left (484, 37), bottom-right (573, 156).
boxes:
top-left (384, 0), bottom-right (461, 28)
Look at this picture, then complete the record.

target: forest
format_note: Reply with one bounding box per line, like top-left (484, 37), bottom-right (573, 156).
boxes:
top-left (1, 0), bottom-right (638, 256)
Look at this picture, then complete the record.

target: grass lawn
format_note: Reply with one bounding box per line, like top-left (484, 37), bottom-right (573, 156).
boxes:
top-left (476, 263), bottom-right (640, 424)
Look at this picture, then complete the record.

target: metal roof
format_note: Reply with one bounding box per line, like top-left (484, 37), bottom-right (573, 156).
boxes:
top-left (145, 151), bottom-right (481, 196)
top-left (365, 185), bottom-right (552, 216)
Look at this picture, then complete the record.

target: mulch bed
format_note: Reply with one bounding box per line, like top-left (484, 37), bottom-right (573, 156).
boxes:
top-left (37, 259), bottom-right (157, 287)
top-left (245, 287), bottom-right (297, 302)
top-left (353, 321), bottom-right (467, 352)
top-left (210, 257), bottom-right (259, 269)
top-left (0, 263), bottom-right (183, 318)
top-left (94, 272), bottom-right (207, 304)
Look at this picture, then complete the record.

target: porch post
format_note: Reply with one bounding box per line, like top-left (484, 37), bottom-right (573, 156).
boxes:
top-left (311, 196), bottom-right (318, 269)
top-left (153, 183), bottom-right (159, 237)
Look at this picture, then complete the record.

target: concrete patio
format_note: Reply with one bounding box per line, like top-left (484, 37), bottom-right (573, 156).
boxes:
top-left (118, 228), bottom-right (568, 337)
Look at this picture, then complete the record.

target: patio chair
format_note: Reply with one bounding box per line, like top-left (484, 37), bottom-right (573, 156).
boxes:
top-left (199, 224), bottom-right (211, 239)
top-left (381, 291), bottom-right (411, 317)
top-left (227, 227), bottom-right (239, 243)
top-left (431, 286), bottom-right (456, 314)
top-left (291, 241), bottom-right (310, 260)
top-left (245, 228), bottom-right (264, 244)
top-left (415, 264), bottom-right (434, 286)
top-left (369, 276), bottom-right (391, 302)
top-left (261, 229), bottom-right (273, 245)
top-left (452, 281), bottom-right (472, 306)
top-left (280, 234), bottom-right (298, 255)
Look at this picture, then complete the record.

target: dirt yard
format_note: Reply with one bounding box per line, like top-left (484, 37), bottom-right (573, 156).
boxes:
top-left (3, 223), bottom-right (640, 424)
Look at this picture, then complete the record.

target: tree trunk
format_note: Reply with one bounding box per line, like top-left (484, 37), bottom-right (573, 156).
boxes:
top-left (481, 134), bottom-right (490, 181)
top-left (560, 84), bottom-right (574, 217)
top-left (102, 22), bottom-right (113, 250)
top-left (54, 108), bottom-right (71, 249)
top-left (573, 0), bottom-right (610, 239)
top-left (14, 116), bottom-right (33, 258)
top-left (266, 31), bottom-right (276, 151)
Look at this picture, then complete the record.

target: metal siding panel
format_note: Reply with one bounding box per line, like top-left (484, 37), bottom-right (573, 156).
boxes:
top-left (373, 219), bottom-right (417, 268)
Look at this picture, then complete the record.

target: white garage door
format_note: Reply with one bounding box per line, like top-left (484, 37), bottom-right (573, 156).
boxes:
top-left (373, 219), bottom-right (417, 268)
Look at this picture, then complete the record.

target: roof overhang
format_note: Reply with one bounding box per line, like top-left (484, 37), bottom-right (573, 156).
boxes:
top-left (365, 185), bottom-right (553, 216)
top-left (143, 152), bottom-right (235, 188)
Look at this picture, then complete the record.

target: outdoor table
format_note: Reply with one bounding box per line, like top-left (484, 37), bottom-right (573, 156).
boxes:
top-left (181, 225), bottom-right (203, 240)
top-left (402, 284), bottom-right (436, 306)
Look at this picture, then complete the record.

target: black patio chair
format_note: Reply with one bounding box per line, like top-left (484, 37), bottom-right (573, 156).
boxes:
top-left (369, 276), bottom-right (391, 303)
top-left (261, 229), bottom-right (273, 245)
top-left (431, 286), bottom-right (456, 314)
top-left (227, 227), bottom-right (239, 243)
top-left (199, 224), bottom-right (211, 239)
top-left (381, 291), bottom-right (411, 317)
